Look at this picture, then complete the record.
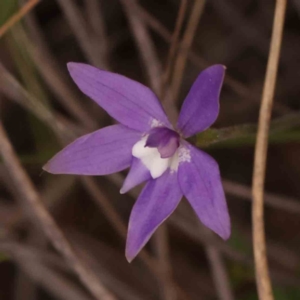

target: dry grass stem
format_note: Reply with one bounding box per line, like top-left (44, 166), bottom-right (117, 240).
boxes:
top-left (84, 0), bottom-right (109, 62)
top-left (0, 121), bottom-right (116, 300)
top-left (137, 5), bottom-right (254, 101)
top-left (223, 180), bottom-right (300, 214)
top-left (0, 0), bottom-right (40, 38)
top-left (22, 15), bottom-right (96, 129)
top-left (252, 0), bottom-right (287, 299)
top-left (119, 0), bottom-right (162, 94)
top-left (170, 0), bottom-right (206, 102)
top-left (161, 0), bottom-right (188, 100)
top-left (154, 226), bottom-right (176, 300)
top-left (56, 0), bottom-right (107, 69)
top-left (0, 63), bottom-right (75, 141)
top-left (205, 245), bottom-right (234, 300)
top-left (160, 0), bottom-right (188, 123)
top-left (136, 5), bottom-right (289, 114)
top-left (8, 248), bottom-right (92, 300)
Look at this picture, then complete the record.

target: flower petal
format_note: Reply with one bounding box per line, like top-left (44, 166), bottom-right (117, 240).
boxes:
top-left (178, 143), bottom-right (230, 239)
top-left (120, 158), bottom-right (151, 194)
top-left (43, 125), bottom-right (141, 175)
top-left (68, 63), bottom-right (171, 132)
top-left (177, 65), bottom-right (225, 137)
top-left (126, 171), bottom-right (182, 262)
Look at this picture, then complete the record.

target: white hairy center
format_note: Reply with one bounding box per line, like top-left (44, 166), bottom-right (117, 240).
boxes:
top-left (132, 136), bottom-right (182, 179)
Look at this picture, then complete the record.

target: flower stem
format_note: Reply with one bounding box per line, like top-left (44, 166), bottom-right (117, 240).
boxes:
top-left (194, 112), bottom-right (300, 149)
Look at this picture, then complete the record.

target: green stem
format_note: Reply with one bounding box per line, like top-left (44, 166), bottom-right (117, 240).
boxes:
top-left (193, 112), bottom-right (300, 149)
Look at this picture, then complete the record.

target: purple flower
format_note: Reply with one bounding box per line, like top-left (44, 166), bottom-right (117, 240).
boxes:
top-left (44, 63), bottom-right (230, 262)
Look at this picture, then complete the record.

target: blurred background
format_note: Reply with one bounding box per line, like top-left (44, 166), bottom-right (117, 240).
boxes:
top-left (0, 0), bottom-right (300, 299)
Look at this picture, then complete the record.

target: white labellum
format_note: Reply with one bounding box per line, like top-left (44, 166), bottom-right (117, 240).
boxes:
top-left (132, 137), bottom-right (179, 179)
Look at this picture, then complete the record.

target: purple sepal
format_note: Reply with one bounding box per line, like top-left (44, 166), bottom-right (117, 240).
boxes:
top-left (120, 158), bottom-right (151, 194)
top-left (177, 65), bottom-right (225, 138)
top-left (126, 171), bottom-right (182, 262)
top-left (145, 127), bottom-right (180, 158)
top-left (178, 143), bottom-right (230, 239)
top-left (43, 125), bottom-right (141, 175)
top-left (67, 63), bottom-right (171, 132)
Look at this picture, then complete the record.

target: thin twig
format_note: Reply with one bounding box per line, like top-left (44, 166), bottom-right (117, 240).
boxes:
top-left (209, 0), bottom-right (268, 57)
top-left (0, 121), bottom-right (115, 300)
top-left (3, 177), bottom-right (77, 230)
top-left (161, 0), bottom-right (188, 100)
top-left (292, 0), bottom-right (300, 18)
top-left (172, 213), bottom-right (250, 264)
top-left (119, 0), bottom-right (162, 94)
top-left (56, 0), bottom-right (107, 69)
top-left (170, 0), bottom-right (206, 102)
top-left (21, 14), bottom-right (98, 130)
top-left (137, 5), bottom-right (254, 101)
top-left (2, 243), bottom-right (93, 300)
top-left (135, 5), bottom-right (289, 114)
top-left (14, 269), bottom-right (37, 300)
top-left (84, 0), bottom-right (109, 63)
top-left (205, 245), bottom-right (234, 300)
top-left (160, 0), bottom-right (188, 123)
top-left (209, 0), bottom-right (296, 67)
top-left (252, 0), bottom-right (287, 299)
top-left (223, 179), bottom-right (300, 214)
top-left (154, 226), bottom-right (176, 300)
top-left (0, 62), bottom-right (76, 141)
top-left (14, 229), bottom-right (45, 300)
top-left (68, 231), bottom-right (151, 300)
top-left (0, 0), bottom-right (40, 38)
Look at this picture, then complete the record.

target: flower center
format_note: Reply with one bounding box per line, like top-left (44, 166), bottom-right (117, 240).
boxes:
top-left (132, 127), bottom-right (180, 179)
top-left (145, 127), bottom-right (180, 158)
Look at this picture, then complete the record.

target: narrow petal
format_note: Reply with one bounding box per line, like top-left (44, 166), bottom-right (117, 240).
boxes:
top-left (43, 125), bottom-right (141, 175)
top-left (120, 158), bottom-right (151, 194)
top-left (177, 65), bottom-right (225, 137)
top-left (68, 63), bottom-right (171, 132)
top-left (126, 171), bottom-right (182, 262)
top-left (178, 143), bottom-right (230, 239)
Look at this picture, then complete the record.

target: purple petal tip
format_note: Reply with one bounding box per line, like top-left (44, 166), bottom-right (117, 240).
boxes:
top-left (42, 161), bottom-right (59, 174)
top-left (67, 62), bottom-right (82, 75)
top-left (220, 227), bottom-right (231, 240)
top-left (42, 163), bottom-right (50, 172)
top-left (67, 61), bottom-right (77, 69)
top-left (67, 62), bottom-right (87, 75)
top-left (125, 252), bottom-right (134, 263)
